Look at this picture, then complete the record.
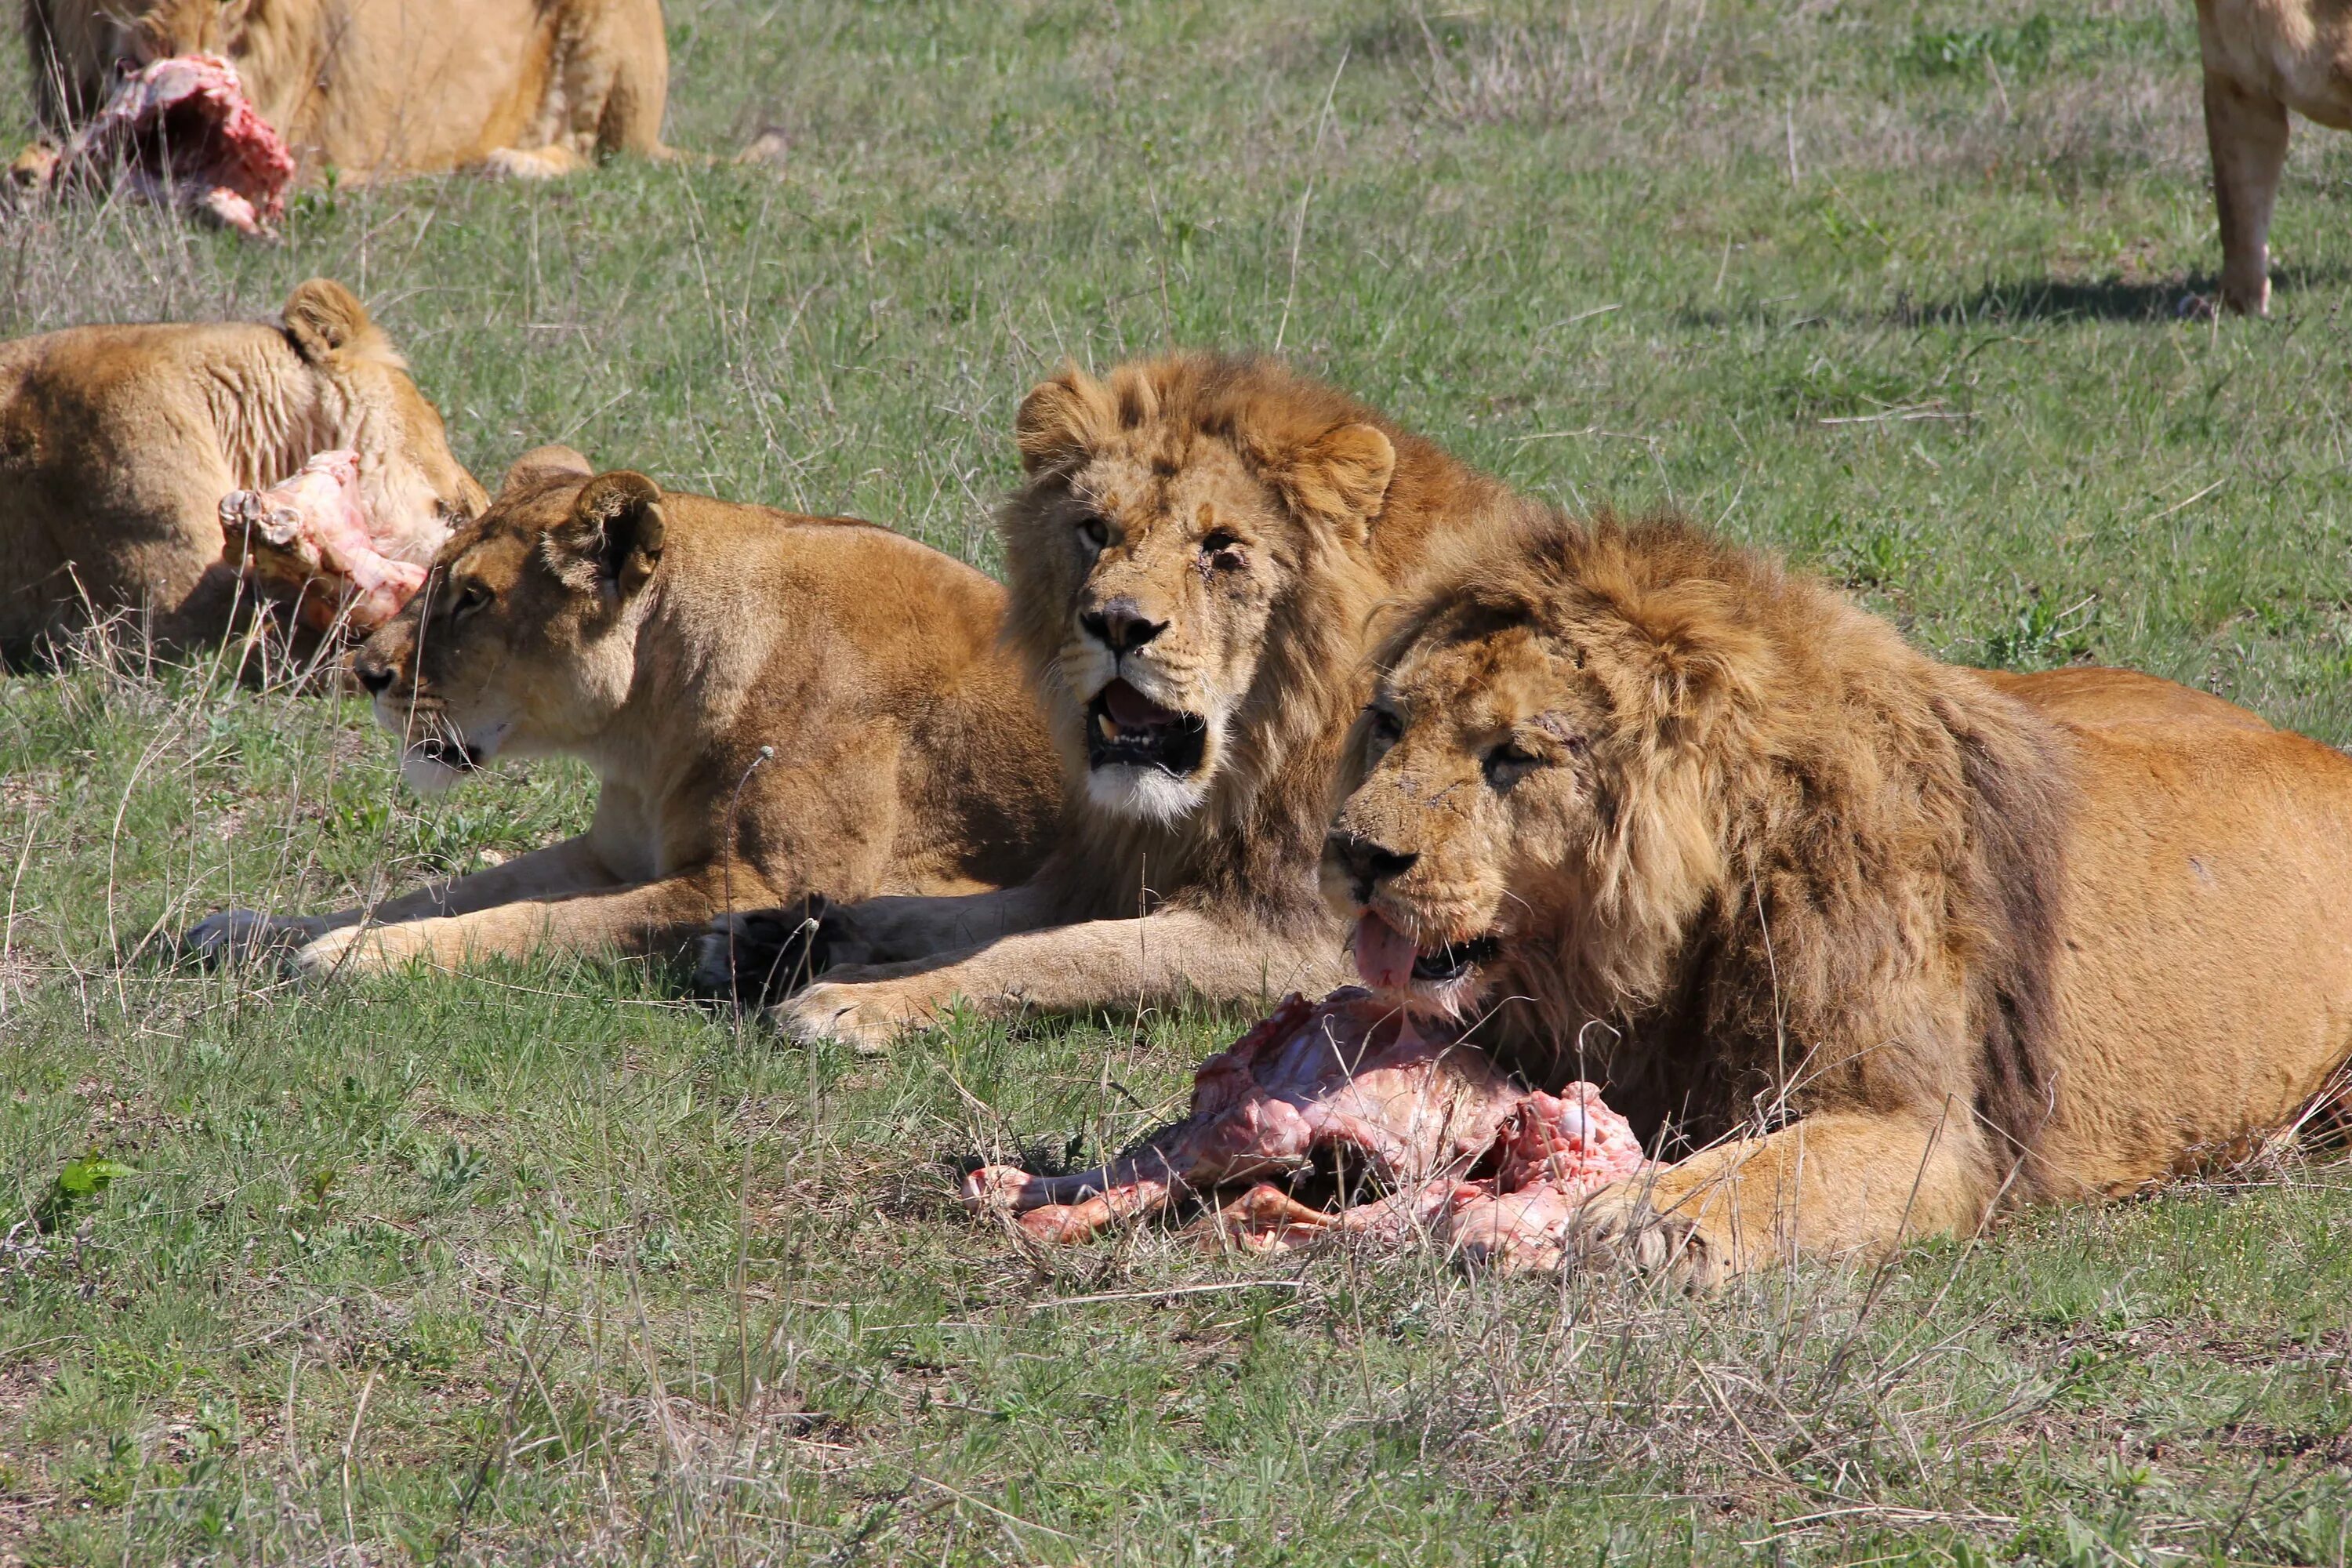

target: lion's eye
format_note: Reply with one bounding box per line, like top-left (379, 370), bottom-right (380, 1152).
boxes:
top-left (452, 581), bottom-right (492, 619)
top-left (1364, 706), bottom-right (1404, 757)
top-left (1076, 516), bottom-right (1109, 550)
top-left (1200, 530), bottom-right (1245, 570)
top-left (1483, 740), bottom-right (1547, 790)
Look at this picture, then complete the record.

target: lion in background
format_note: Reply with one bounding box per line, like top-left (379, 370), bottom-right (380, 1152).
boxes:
top-left (1323, 512), bottom-right (2352, 1282)
top-left (2194, 0), bottom-right (2352, 314)
top-left (0, 277), bottom-right (481, 654)
top-left (23, 0), bottom-right (669, 180)
top-left (191, 448), bottom-right (1060, 978)
top-left (700, 353), bottom-right (1534, 1047)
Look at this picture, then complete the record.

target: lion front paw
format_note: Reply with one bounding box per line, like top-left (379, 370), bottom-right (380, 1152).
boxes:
top-left (768, 980), bottom-right (930, 1054)
top-left (1568, 1181), bottom-right (1724, 1291)
top-left (184, 909), bottom-right (328, 967)
top-left (692, 899), bottom-right (832, 1006)
top-left (289, 922), bottom-right (434, 981)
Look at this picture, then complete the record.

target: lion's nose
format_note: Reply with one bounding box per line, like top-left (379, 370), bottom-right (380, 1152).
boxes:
top-left (1325, 830), bottom-right (1417, 899)
top-left (351, 648), bottom-right (396, 695)
top-left (1080, 598), bottom-right (1167, 655)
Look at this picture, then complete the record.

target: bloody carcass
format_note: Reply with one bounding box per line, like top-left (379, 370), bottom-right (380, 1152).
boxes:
top-left (32, 54), bottom-right (293, 234)
top-left (219, 450), bottom-right (445, 634)
top-left (962, 990), bottom-right (1650, 1271)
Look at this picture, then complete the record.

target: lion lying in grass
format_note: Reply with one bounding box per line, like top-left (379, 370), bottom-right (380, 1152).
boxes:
top-left (1323, 512), bottom-right (2352, 1283)
top-left (189, 448), bottom-right (1058, 980)
top-left (699, 354), bottom-right (1531, 1048)
top-left (24, 0), bottom-right (668, 184)
top-left (0, 278), bottom-right (482, 655)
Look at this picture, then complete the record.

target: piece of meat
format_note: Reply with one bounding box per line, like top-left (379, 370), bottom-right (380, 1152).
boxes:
top-left (962, 990), bottom-right (1653, 1272)
top-left (218, 451), bottom-right (437, 633)
top-left (45, 55), bottom-right (292, 235)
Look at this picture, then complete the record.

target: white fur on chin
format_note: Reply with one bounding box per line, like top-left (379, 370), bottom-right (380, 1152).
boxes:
top-left (1084, 763), bottom-right (1207, 825)
top-left (1368, 971), bottom-right (1490, 1022)
top-left (399, 751), bottom-right (466, 795)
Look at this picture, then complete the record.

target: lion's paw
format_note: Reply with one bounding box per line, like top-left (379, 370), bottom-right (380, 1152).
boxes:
top-left (692, 900), bottom-right (832, 1006)
top-left (1569, 1181), bottom-right (1723, 1292)
top-left (768, 980), bottom-right (926, 1055)
top-left (289, 923), bottom-right (429, 981)
top-left (184, 909), bottom-right (328, 967)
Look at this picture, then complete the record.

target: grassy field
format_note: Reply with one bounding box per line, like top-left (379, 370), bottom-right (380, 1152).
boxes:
top-left (5, 0), bottom-right (2352, 1560)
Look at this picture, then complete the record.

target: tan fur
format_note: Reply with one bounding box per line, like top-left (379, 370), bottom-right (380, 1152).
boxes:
top-left (1323, 513), bottom-right (2352, 1283)
top-left (189, 449), bottom-right (1061, 978)
top-left (710, 354), bottom-right (1530, 1049)
top-left (25, 0), bottom-right (668, 180)
top-left (0, 278), bottom-right (481, 652)
top-left (2192, 0), bottom-right (2352, 313)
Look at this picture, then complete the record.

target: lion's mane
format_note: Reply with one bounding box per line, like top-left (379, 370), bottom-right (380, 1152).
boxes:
top-left (1413, 513), bottom-right (2071, 1167)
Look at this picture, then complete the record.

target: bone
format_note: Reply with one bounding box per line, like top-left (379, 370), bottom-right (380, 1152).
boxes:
top-left (219, 450), bottom-right (436, 633)
top-left (963, 990), bottom-right (1651, 1271)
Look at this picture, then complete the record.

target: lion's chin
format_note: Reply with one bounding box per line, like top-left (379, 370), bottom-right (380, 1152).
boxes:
top-left (393, 720), bottom-right (503, 796)
top-left (1083, 762), bottom-right (1210, 826)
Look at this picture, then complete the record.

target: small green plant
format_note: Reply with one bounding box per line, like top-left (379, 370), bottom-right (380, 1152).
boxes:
top-left (1984, 590), bottom-right (2099, 670)
top-left (32, 1154), bottom-right (132, 1234)
top-left (1898, 16), bottom-right (2057, 80)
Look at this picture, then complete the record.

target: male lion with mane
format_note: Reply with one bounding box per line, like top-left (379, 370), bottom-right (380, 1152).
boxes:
top-left (191, 448), bottom-right (1058, 978)
top-left (702, 354), bottom-right (1529, 1047)
top-left (1323, 513), bottom-right (2352, 1283)
top-left (25, 0), bottom-right (668, 181)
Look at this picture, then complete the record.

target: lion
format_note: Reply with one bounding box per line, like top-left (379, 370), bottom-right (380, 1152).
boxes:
top-left (697, 353), bottom-right (1532, 1048)
top-left (1321, 511), bottom-right (2352, 1283)
top-left (23, 0), bottom-right (668, 181)
top-left (0, 277), bottom-right (483, 655)
top-left (187, 448), bottom-right (1062, 980)
top-left (2193, 0), bottom-right (2352, 314)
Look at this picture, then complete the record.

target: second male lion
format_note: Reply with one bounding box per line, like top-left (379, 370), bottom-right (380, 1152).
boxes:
top-left (190, 448), bottom-right (1058, 979)
top-left (702, 354), bottom-right (1529, 1047)
top-left (1323, 512), bottom-right (2352, 1282)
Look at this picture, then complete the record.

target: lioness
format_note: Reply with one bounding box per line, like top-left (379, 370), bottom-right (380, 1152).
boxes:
top-left (2194, 0), bottom-right (2352, 314)
top-left (701, 354), bottom-right (1530, 1048)
top-left (25, 0), bottom-right (668, 181)
top-left (0, 278), bottom-right (482, 654)
top-left (189, 448), bottom-right (1060, 979)
top-left (1323, 511), bottom-right (2352, 1283)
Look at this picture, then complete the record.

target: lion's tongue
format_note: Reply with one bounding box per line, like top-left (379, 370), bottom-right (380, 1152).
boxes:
top-left (1353, 910), bottom-right (1418, 990)
top-left (1102, 679), bottom-right (1179, 731)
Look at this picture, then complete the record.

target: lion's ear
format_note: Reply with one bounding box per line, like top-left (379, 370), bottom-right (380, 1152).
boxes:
top-left (499, 445), bottom-right (595, 495)
top-left (1015, 366), bottom-right (1117, 477)
top-left (1260, 422), bottom-right (1396, 539)
top-left (548, 471), bottom-right (666, 600)
top-left (282, 278), bottom-right (398, 368)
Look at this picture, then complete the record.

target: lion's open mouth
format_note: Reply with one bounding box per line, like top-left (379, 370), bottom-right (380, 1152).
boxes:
top-left (1411, 935), bottom-right (1501, 984)
top-left (408, 734), bottom-right (485, 772)
top-left (1087, 679), bottom-right (1208, 777)
top-left (1353, 909), bottom-right (1499, 993)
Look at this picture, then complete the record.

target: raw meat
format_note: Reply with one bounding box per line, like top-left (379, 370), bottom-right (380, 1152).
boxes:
top-left (219, 451), bottom-right (441, 633)
top-left (44, 55), bottom-right (293, 235)
top-left (961, 990), bottom-right (1653, 1272)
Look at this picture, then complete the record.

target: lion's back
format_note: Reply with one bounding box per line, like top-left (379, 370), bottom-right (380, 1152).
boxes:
top-left (2034, 697), bottom-right (2352, 1196)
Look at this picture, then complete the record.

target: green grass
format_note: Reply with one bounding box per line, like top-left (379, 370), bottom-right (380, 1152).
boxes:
top-left (5, 0), bottom-right (2352, 1559)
